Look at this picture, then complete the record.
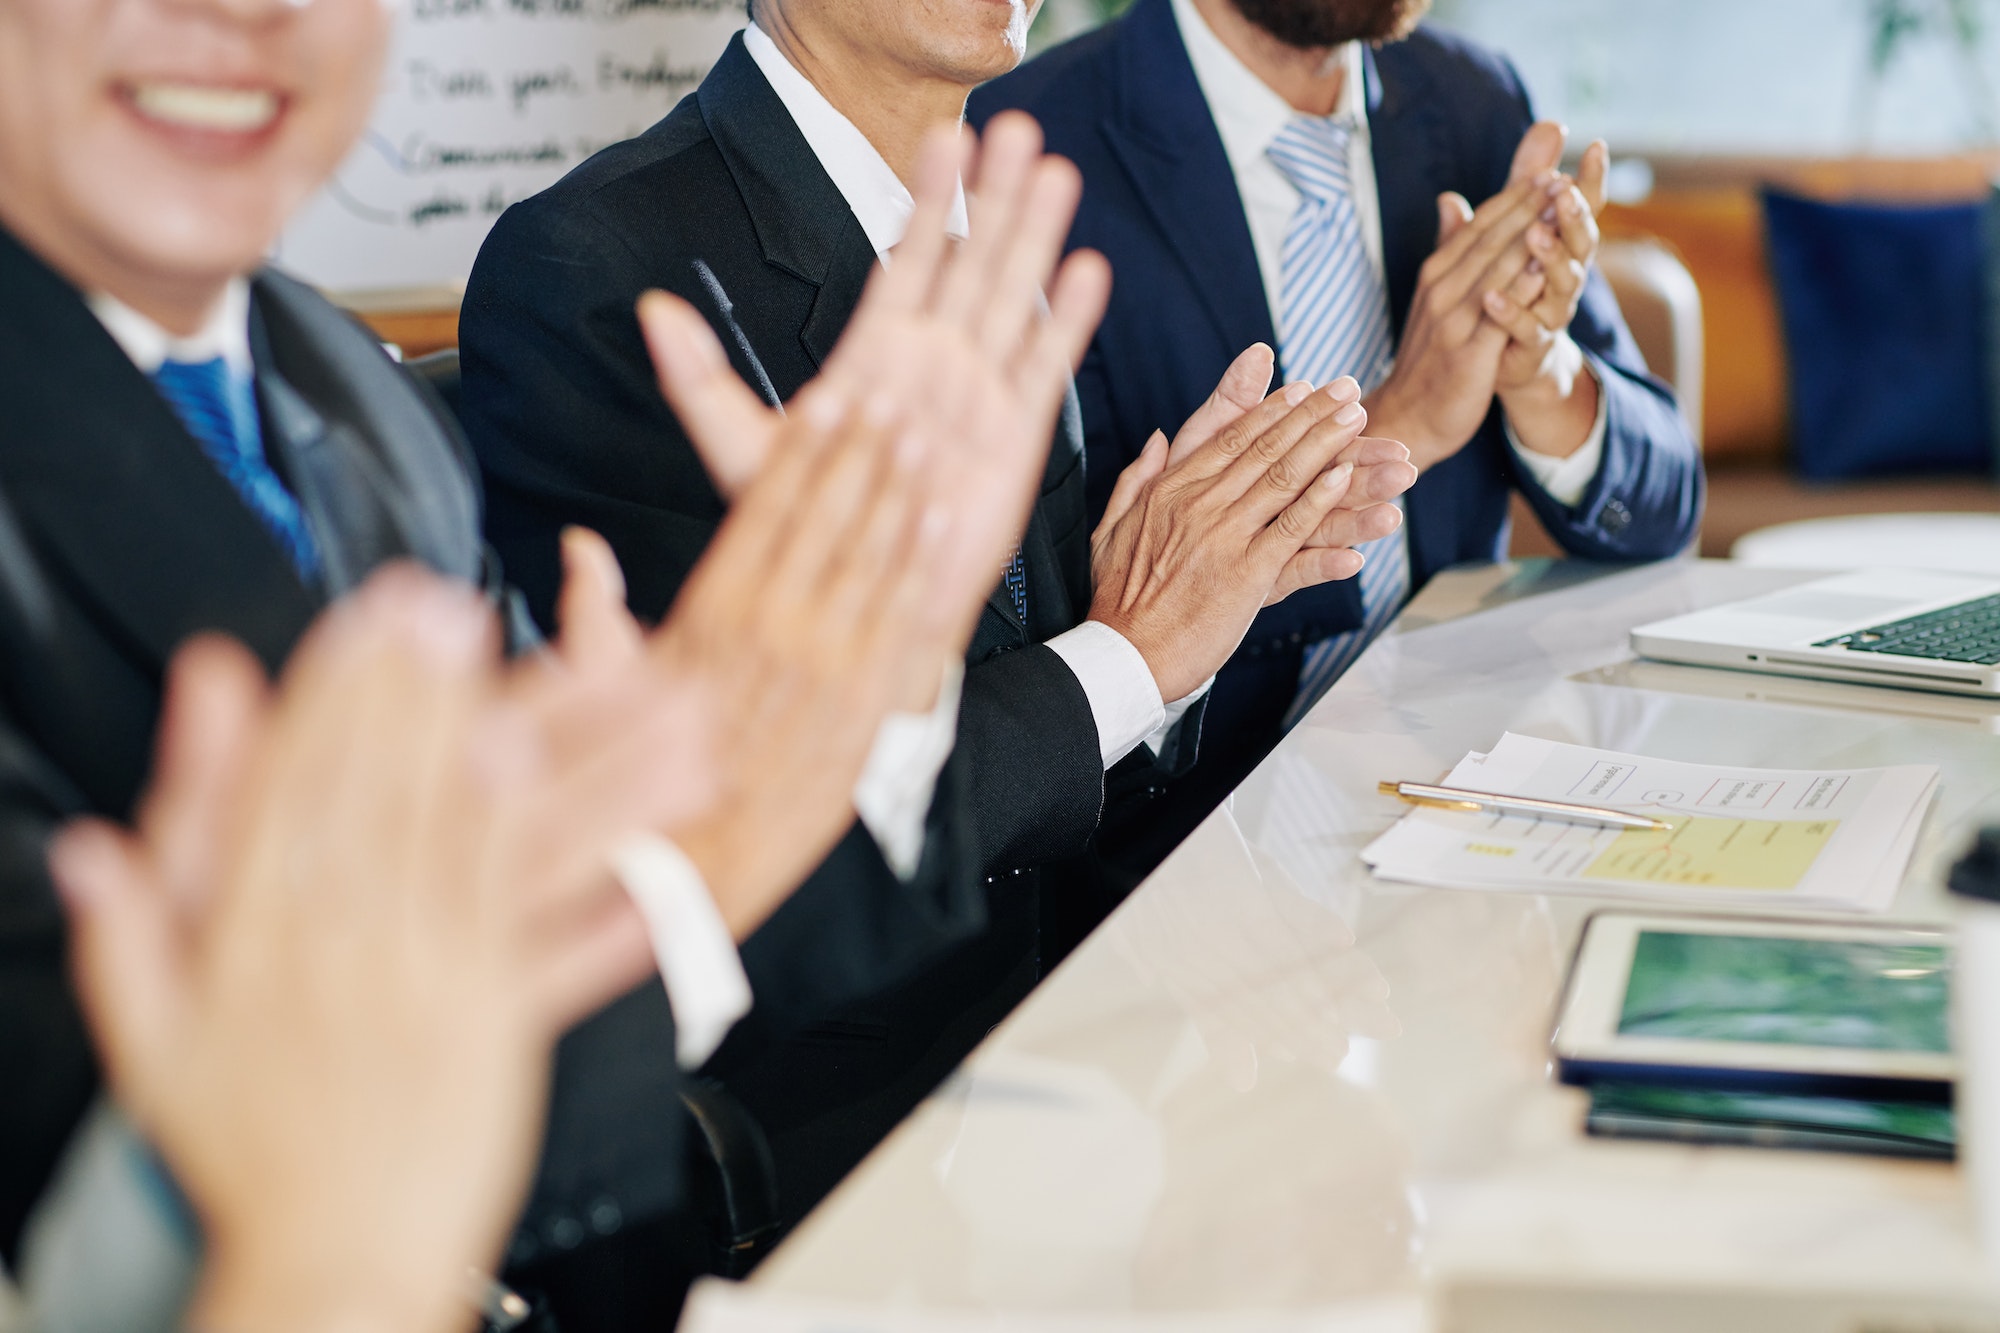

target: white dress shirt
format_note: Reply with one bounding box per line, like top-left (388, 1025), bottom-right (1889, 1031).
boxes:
top-left (92, 290), bottom-right (766, 1067)
top-left (745, 23), bottom-right (1209, 769)
top-left (1168, 0), bottom-right (1607, 506)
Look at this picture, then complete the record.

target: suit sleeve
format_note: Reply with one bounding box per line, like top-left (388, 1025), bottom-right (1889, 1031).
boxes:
top-left (1480, 53), bottom-right (1705, 562)
top-left (0, 710), bottom-right (101, 1264)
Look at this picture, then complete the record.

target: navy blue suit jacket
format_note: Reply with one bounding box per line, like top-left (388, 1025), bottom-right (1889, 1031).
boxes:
top-left (971, 0), bottom-right (1702, 670)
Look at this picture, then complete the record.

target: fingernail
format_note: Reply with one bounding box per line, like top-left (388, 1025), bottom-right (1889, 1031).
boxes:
top-left (1540, 206), bottom-right (1557, 225)
top-left (1484, 289), bottom-right (1506, 311)
top-left (1319, 462), bottom-right (1355, 491)
top-left (1283, 381), bottom-right (1313, 406)
top-left (1334, 402), bottom-right (1365, 427)
top-left (1323, 377), bottom-right (1359, 403)
top-left (1546, 176), bottom-right (1568, 196)
top-left (1527, 257), bottom-right (1544, 275)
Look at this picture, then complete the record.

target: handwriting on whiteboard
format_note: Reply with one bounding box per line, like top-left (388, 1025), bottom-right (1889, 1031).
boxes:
top-left (278, 1), bottom-right (745, 293)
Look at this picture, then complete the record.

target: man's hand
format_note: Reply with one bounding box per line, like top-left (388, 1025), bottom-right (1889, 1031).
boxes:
top-left (53, 569), bottom-right (708, 1333)
top-left (1088, 378), bottom-right (1407, 702)
top-left (637, 398), bottom-right (950, 939)
top-left (1361, 121), bottom-right (1577, 472)
top-left (1482, 135), bottom-right (1609, 459)
top-left (1160, 344), bottom-right (1414, 595)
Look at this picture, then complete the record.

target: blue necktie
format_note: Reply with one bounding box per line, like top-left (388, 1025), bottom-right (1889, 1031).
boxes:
top-left (1003, 549), bottom-right (1028, 624)
top-left (1266, 114), bottom-right (1409, 730)
top-left (150, 357), bottom-right (320, 582)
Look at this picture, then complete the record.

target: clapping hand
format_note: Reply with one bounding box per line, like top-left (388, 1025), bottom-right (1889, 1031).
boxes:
top-left (1482, 127), bottom-right (1608, 426)
top-left (53, 569), bottom-right (711, 1333)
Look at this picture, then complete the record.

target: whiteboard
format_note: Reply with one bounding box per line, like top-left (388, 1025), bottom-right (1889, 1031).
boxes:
top-left (276, 0), bottom-right (748, 298)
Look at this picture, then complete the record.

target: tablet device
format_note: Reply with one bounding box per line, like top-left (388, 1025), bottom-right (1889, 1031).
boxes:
top-left (1553, 913), bottom-right (1955, 1101)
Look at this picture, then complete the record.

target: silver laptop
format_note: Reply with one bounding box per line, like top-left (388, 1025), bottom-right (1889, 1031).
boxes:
top-left (1631, 569), bottom-right (2000, 697)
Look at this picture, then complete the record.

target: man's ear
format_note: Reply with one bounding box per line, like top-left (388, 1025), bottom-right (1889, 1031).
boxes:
top-left (1507, 121), bottom-right (1566, 186)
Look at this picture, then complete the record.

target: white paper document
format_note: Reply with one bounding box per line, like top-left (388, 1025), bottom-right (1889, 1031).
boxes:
top-left (1361, 733), bottom-right (1938, 912)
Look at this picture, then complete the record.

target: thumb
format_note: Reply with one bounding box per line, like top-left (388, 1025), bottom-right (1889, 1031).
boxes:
top-left (52, 820), bottom-right (185, 1104)
top-left (1167, 343), bottom-right (1276, 465)
top-left (1508, 120), bottom-right (1566, 185)
top-left (555, 527), bottom-right (644, 672)
top-left (1436, 192), bottom-right (1474, 247)
top-left (636, 290), bottom-right (781, 500)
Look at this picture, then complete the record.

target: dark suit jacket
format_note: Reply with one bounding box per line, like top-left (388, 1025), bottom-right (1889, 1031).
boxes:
top-left (0, 219), bottom-right (984, 1272)
top-left (972, 0), bottom-right (1703, 691)
top-left (459, 32), bottom-right (1204, 1229)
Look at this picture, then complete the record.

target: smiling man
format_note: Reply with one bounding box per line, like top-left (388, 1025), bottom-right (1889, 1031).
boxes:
top-left (0, 0), bottom-right (1128, 1322)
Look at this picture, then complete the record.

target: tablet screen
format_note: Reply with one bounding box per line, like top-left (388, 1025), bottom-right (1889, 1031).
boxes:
top-left (1616, 930), bottom-right (1949, 1053)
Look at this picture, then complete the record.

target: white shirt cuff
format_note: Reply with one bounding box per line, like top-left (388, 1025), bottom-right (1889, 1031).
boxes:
top-left (1504, 362), bottom-right (1609, 508)
top-left (612, 834), bottom-right (753, 1069)
top-left (852, 661), bottom-right (964, 881)
top-left (1045, 620), bottom-right (1209, 768)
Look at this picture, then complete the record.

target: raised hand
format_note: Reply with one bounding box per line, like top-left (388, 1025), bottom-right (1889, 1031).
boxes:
top-left (642, 111), bottom-right (1109, 662)
top-left (1361, 120), bottom-right (1575, 471)
top-left (1086, 378), bottom-right (1410, 703)
top-left (1482, 128), bottom-right (1610, 456)
top-left (52, 568), bottom-right (709, 1333)
top-left (638, 395), bottom-right (951, 938)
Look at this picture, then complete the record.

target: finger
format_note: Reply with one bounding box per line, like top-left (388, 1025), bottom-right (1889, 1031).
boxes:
top-left (1552, 182), bottom-right (1600, 266)
top-left (1227, 385), bottom-right (1368, 522)
top-left (978, 155), bottom-right (1085, 360)
top-left (812, 415), bottom-right (925, 648)
top-left (1507, 121), bottom-right (1567, 186)
top-left (1264, 544), bottom-right (1366, 605)
top-left (1436, 189), bottom-right (1551, 316)
top-left (140, 634), bottom-right (270, 919)
top-left (1012, 246), bottom-right (1113, 419)
top-left (1304, 498), bottom-right (1406, 551)
top-left (936, 114), bottom-right (1040, 325)
top-left (1252, 461), bottom-right (1355, 569)
top-left (1097, 429), bottom-right (1168, 535)
top-left (1483, 286), bottom-right (1554, 350)
top-left (555, 527), bottom-right (645, 672)
top-left (637, 290), bottom-right (782, 499)
top-left (858, 126), bottom-right (969, 321)
top-left (1422, 176), bottom-right (1544, 285)
top-left (1166, 343), bottom-right (1279, 466)
top-left (1577, 139), bottom-right (1609, 216)
top-left (1183, 377), bottom-right (1328, 490)
top-left (1435, 194), bottom-right (1474, 256)
top-left (770, 399), bottom-right (909, 614)
top-left (51, 821), bottom-right (184, 1100)
top-left (529, 889), bottom-right (657, 1036)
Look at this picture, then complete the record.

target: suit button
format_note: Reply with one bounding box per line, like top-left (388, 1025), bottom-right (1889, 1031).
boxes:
top-left (1597, 497), bottom-right (1632, 534)
top-left (590, 1199), bottom-right (623, 1235)
top-left (548, 1215), bottom-right (584, 1250)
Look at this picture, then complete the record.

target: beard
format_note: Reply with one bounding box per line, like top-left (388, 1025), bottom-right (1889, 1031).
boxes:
top-left (1227, 0), bottom-right (1432, 49)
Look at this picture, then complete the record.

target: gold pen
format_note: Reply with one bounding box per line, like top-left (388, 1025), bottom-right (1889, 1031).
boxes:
top-left (1378, 780), bottom-right (1675, 832)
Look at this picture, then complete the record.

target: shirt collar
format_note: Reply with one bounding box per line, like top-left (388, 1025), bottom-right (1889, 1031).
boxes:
top-left (743, 21), bottom-right (968, 258)
top-left (1171, 0), bottom-right (1368, 173)
top-left (88, 279), bottom-right (254, 379)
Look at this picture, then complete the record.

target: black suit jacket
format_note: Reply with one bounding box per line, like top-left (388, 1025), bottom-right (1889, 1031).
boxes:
top-left (462, 33), bottom-right (1199, 924)
top-left (0, 220), bottom-right (985, 1271)
top-left (972, 1), bottom-right (1704, 688)
top-left (460, 34), bottom-right (1205, 1229)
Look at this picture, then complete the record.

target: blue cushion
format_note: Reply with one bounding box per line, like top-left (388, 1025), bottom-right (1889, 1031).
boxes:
top-left (1763, 188), bottom-right (1994, 479)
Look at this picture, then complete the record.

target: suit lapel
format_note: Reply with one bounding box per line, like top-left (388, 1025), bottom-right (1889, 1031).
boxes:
top-left (1101, 0), bottom-right (1276, 368)
top-left (0, 227), bottom-right (321, 678)
top-left (1365, 41), bottom-right (1458, 582)
top-left (697, 36), bottom-right (880, 376)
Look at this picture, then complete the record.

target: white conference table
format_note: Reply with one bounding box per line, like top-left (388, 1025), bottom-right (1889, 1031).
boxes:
top-left (750, 558), bottom-right (2000, 1331)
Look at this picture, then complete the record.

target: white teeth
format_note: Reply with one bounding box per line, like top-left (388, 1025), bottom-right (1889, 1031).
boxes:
top-left (129, 83), bottom-right (279, 134)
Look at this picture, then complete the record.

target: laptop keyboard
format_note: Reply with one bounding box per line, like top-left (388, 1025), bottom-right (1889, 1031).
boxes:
top-left (1814, 593), bottom-right (2000, 665)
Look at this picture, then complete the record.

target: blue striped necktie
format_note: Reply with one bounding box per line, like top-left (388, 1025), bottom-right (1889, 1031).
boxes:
top-left (150, 357), bottom-right (320, 582)
top-left (1266, 113), bottom-right (1409, 730)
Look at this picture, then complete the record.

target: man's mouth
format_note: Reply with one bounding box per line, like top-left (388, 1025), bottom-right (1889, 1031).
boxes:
top-left (122, 82), bottom-right (284, 136)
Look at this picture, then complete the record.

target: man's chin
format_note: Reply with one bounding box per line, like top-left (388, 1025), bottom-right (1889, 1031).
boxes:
top-left (1230, 0), bottom-right (1433, 49)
